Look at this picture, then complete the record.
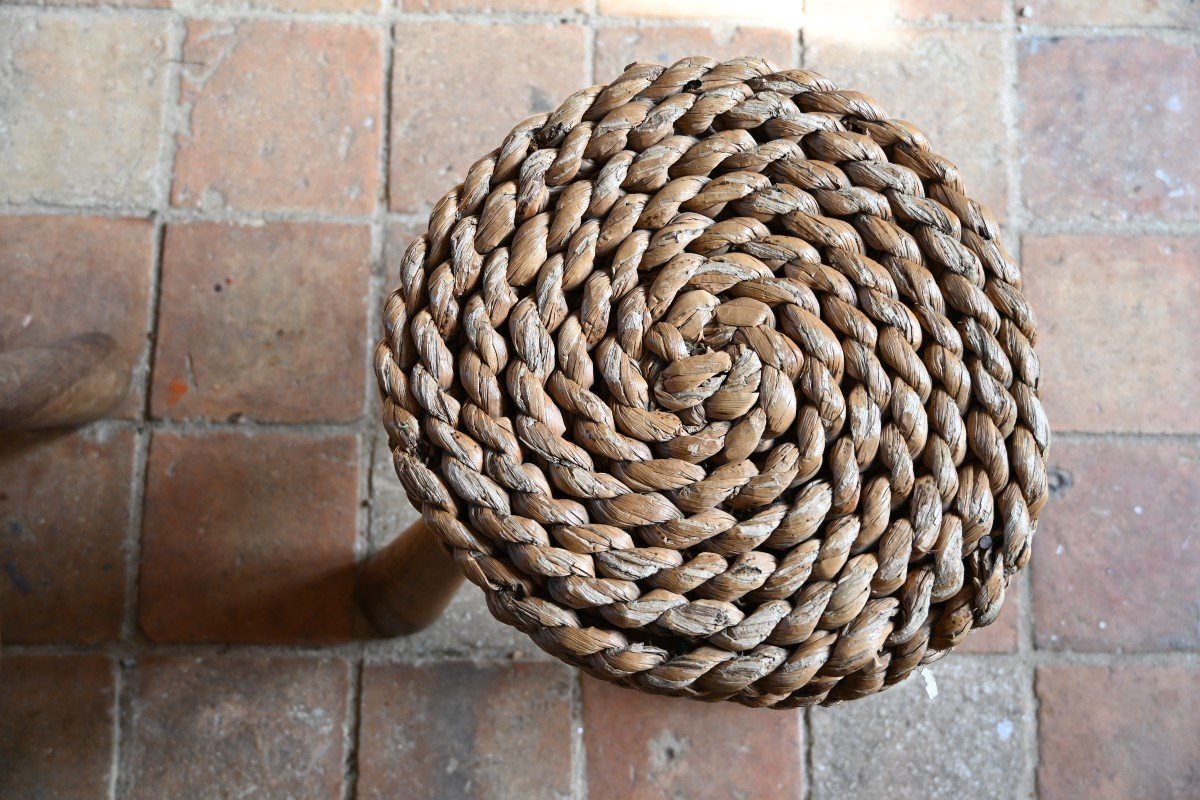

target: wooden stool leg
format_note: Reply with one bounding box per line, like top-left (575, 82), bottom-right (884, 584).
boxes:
top-left (358, 518), bottom-right (465, 636)
top-left (0, 333), bottom-right (130, 430)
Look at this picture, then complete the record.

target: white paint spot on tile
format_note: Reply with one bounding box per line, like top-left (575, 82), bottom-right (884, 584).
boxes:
top-left (1099, 620), bottom-right (1108, 630)
top-left (920, 668), bottom-right (938, 699)
top-left (1155, 168), bottom-right (1197, 199)
top-left (1166, 95), bottom-right (1182, 112)
top-left (996, 719), bottom-right (1014, 741)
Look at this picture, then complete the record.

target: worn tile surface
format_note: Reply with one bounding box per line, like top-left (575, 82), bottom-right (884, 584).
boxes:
top-left (123, 655), bottom-right (350, 800)
top-left (594, 26), bottom-right (795, 82)
top-left (0, 427), bottom-right (133, 643)
top-left (172, 20), bottom-right (382, 214)
top-left (151, 221), bottom-right (370, 423)
top-left (1023, 235), bottom-right (1200, 434)
top-left (405, 0), bottom-right (583, 10)
top-left (358, 661), bottom-right (575, 800)
top-left (582, 677), bottom-right (805, 800)
top-left (597, 0), bottom-right (803, 18)
top-left (810, 659), bottom-right (1030, 800)
top-left (1017, 0), bottom-right (1200, 26)
top-left (0, 655), bottom-right (116, 800)
top-left (1033, 438), bottom-right (1200, 652)
top-left (1037, 665), bottom-right (1200, 799)
top-left (0, 215), bottom-right (155, 417)
top-left (809, 0), bottom-right (1007, 23)
top-left (177, 0), bottom-right (376, 11)
top-left (139, 430), bottom-right (359, 642)
top-left (1020, 35), bottom-right (1200, 223)
top-left (0, 14), bottom-right (169, 206)
top-left (390, 20), bottom-right (588, 214)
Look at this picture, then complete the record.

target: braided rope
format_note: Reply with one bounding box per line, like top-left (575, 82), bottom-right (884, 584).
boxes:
top-left (375, 56), bottom-right (1050, 708)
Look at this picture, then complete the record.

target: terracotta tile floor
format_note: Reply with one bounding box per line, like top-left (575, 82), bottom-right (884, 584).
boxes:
top-left (2, 2), bottom-right (1199, 798)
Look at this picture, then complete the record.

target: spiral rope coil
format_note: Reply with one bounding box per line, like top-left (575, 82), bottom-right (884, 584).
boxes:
top-left (375, 56), bottom-right (1050, 708)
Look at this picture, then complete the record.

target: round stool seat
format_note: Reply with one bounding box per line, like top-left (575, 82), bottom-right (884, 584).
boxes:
top-left (374, 56), bottom-right (1050, 708)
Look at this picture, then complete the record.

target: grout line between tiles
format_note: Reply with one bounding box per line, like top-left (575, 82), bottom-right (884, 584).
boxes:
top-left (792, 18), bottom-right (802, 68)
top-left (1018, 568), bottom-right (1039, 800)
top-left (132, 417), bottom-right (368, 435)
top-left (570, 668), bottom-right (589, 800)
top-left (106, 9), bottom-right (185, 795)
top-left (342, 657), bottom-right (365, 800)
top-left (106, 656), bottom-right (121, 800)
top-left (801, 707), bottom-right (814, 800)
top-left (113, 652), bottom-right (139, 800)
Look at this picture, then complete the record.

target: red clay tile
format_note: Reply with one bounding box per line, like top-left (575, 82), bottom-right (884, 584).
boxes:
top-left (0, 655), bottom-right (116, 800)
top-left (1033, 439), bottom-right (1200, 651)
top-left (7, 0), bottom-right (166, 7)
top-left (390, 20), bottom-right (587, 214)
top-left (1017, 0), bottom-right (1199, 25)
top-left (807, 28), bottom-right (1009, 222)
top-left (809, 0), bottom-right (1005, 22)
top-left (0, 15), bottom-right (168, 206)
top-left (1037, 665), bottom-right (1200, 799)
top-left (358, 661), bottom-right (574, 800)
top-left (406, 0), bottom-right (582, 10)
top-left (0, 428), bottom-right (133, 643)
top-left (0, 215), bottom-right (155, 418)
top-left (811, 659), bottom-right (1028, 799)
top-left (1023, 235), bottom-right (1200, 434)
top-left (124, 655), bottom-right (350, 800)
top-left (582, 676), bottom-right (804, 800)
top-left (151, 221), bottom-right (369, 424)
top-left (172, 21), bottom-right (382, 215)
top-left (139, 430), bottom-right (359, 643)
top-left (598, 0), bottom-right (801, 18)
top-left (179, 0), bottom-right (375, 10)
top-left (595, 26), bottom-right (794, 83)
top-left (1020, 36), bottom-right (1200, 224)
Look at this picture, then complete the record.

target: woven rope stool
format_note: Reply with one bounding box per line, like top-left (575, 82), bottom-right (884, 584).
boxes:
top-left (360, 56), bottom-right (1051, 708)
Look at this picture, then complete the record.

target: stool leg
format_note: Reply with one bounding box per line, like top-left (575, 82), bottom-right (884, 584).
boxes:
top-left (0, 333), bottom-right (130, 430)
top-left (358, 518), bottom-right (465, 636)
